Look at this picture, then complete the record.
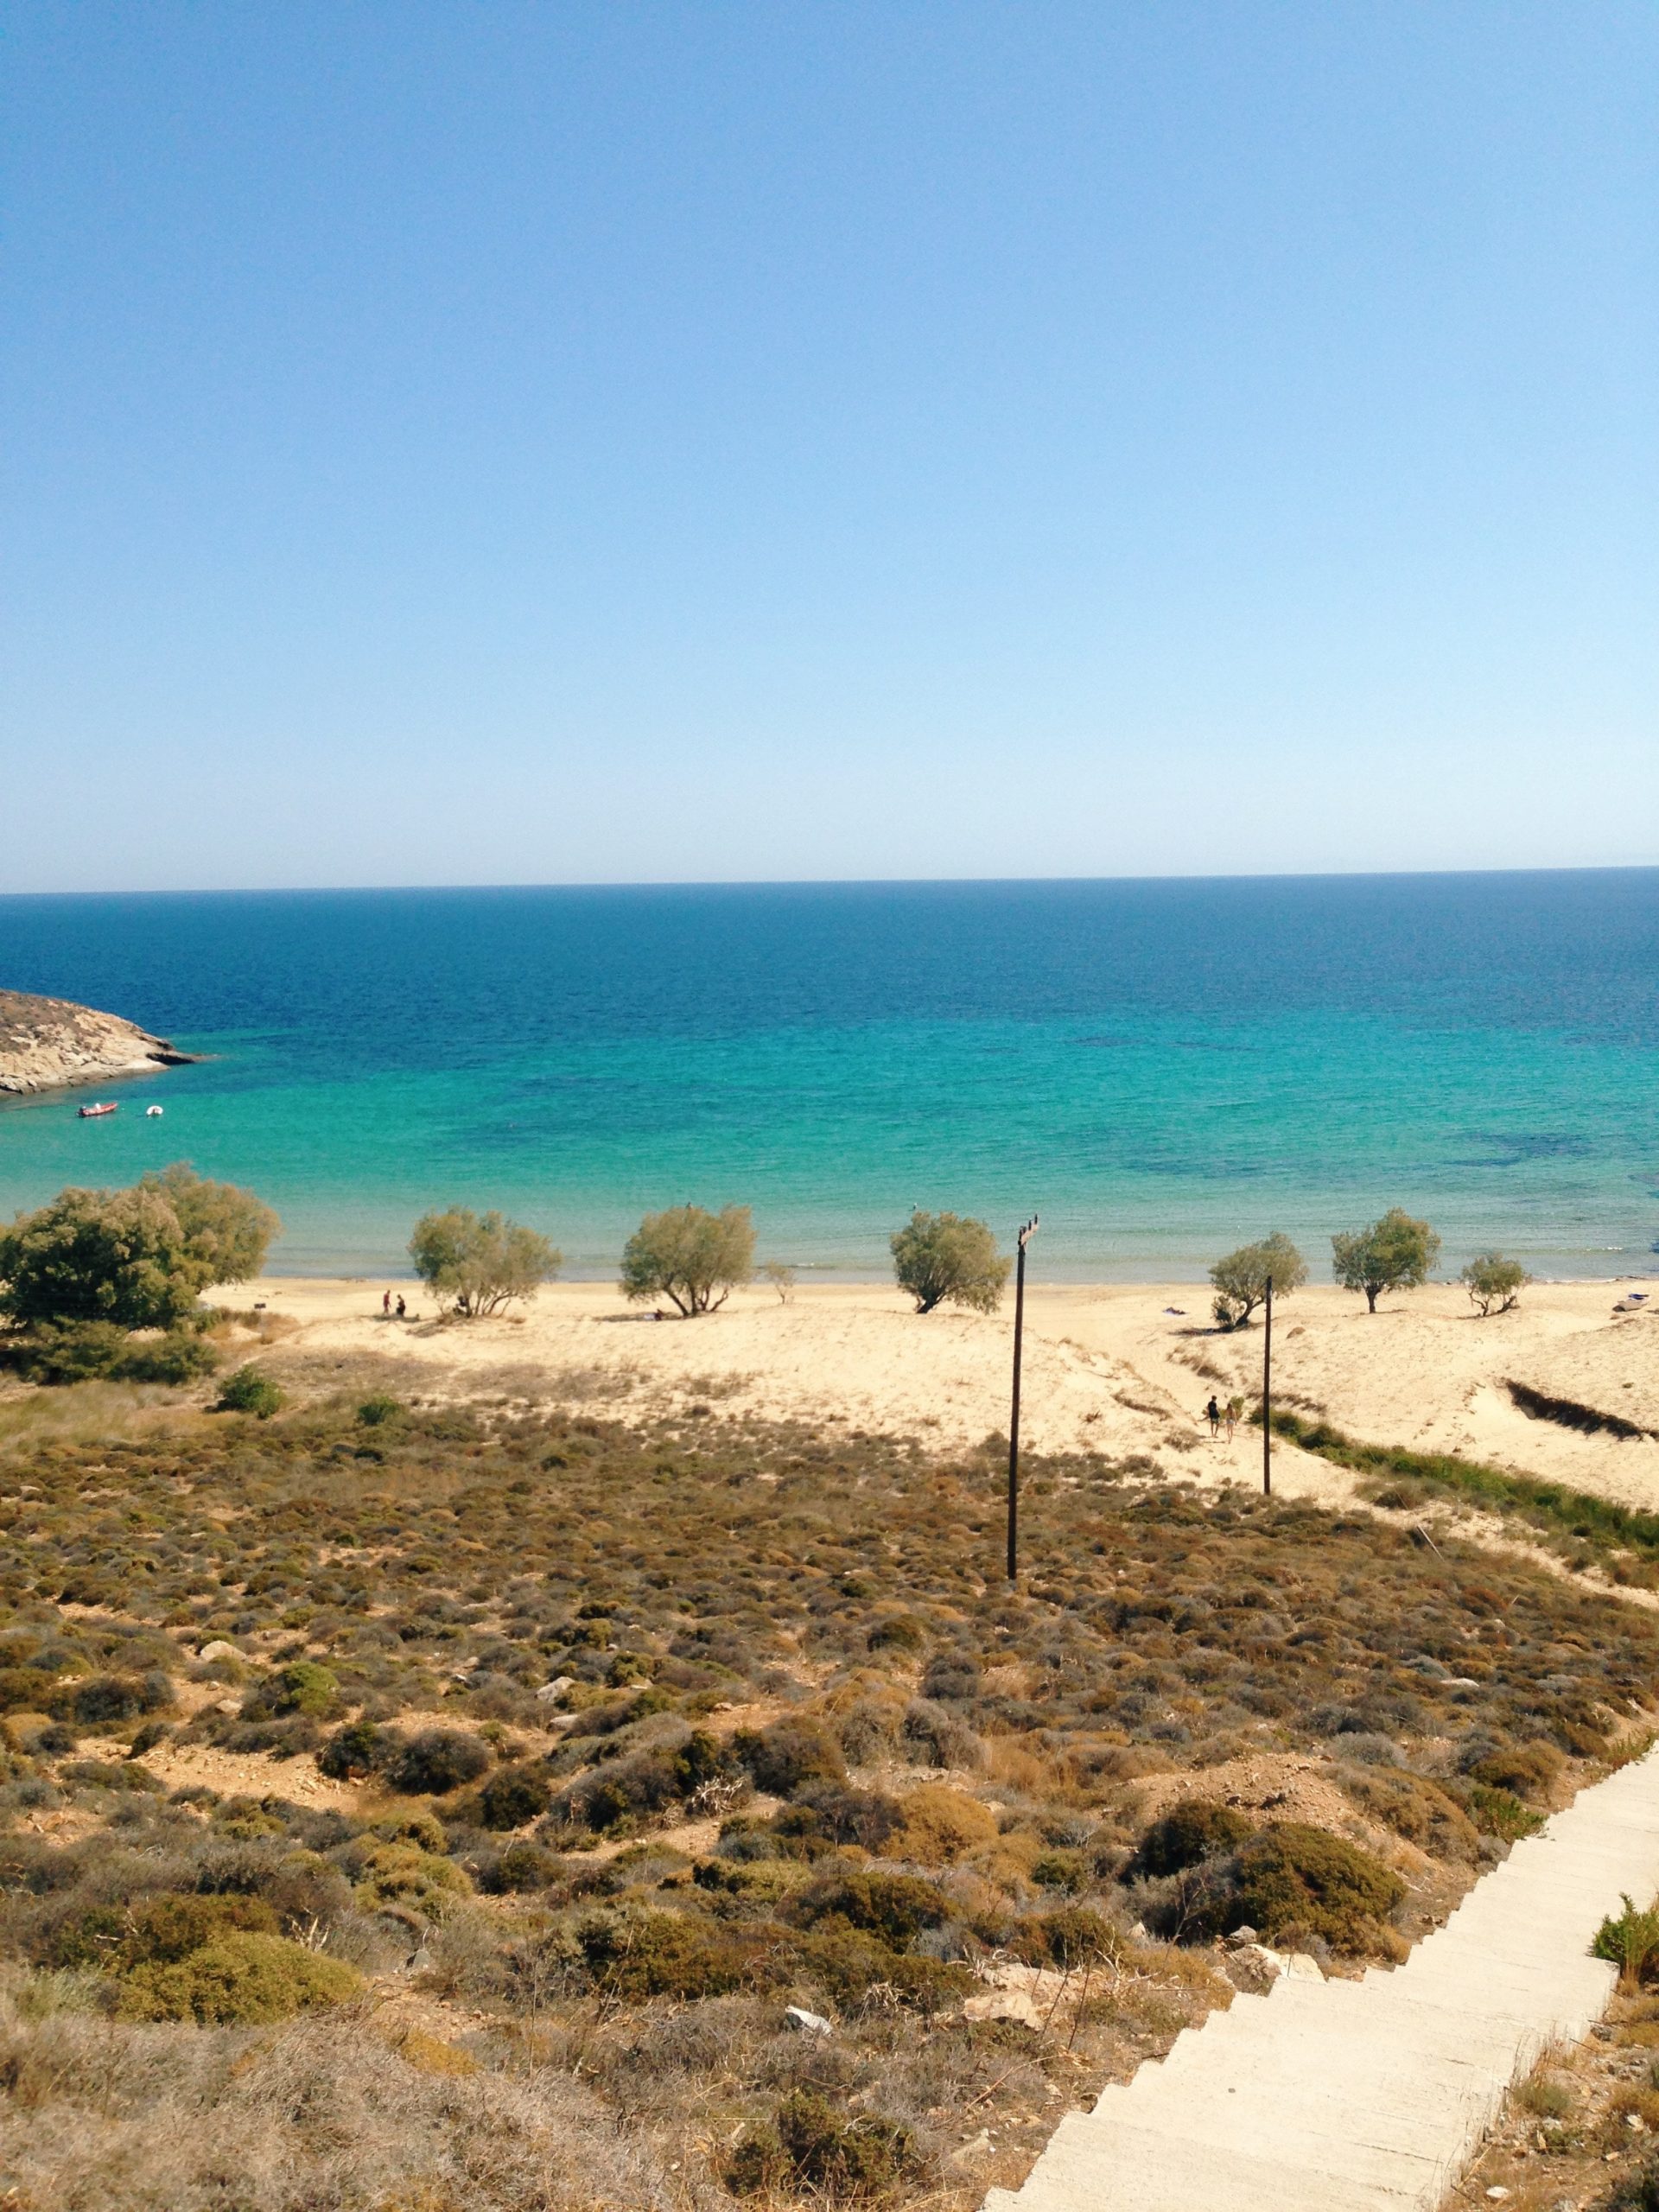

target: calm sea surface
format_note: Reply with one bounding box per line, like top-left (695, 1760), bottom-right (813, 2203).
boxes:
top-left (1, 874), bottom-right (1655, 1280)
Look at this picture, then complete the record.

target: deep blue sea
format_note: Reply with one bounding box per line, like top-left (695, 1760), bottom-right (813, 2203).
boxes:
top-left (1, 874), bottom-right (1656, 1280)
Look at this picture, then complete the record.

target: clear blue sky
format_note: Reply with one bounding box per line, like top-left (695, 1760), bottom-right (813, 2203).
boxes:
top-left (3, 3), bottom-right (1655, 891)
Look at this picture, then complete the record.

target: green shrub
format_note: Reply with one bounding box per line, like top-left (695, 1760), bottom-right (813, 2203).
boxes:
top-left (56, 1892), bottom-right (277, 1972)
top-left (1131, 1799), bottom-right (1255, 1878)
top-left (116, 1930), bottom-right (363, 2024)
top-left (352, 1841), bottom-right (472, 1917)
top-left (868, 1614), bottom-right (927, 1653)
top-left (60, 1757), bottom-right (163, 1795)
top-left (786, 1869), bottom-right (947, 1949)
top-left (318, 1717), bottom-right (399, 1780)
top-left (1593, 1895), bottom-right (1659, 1984)
top-left (1466, 1782), bottom-right (1544, 1841)
top-left (576, 1908), bottom-right (760, 1999)
top-left (671, 1728), bottom-right (738, 1799)
top-left (1468, 1743), bottom-right (1562, 1807)
top-left (0, 1665), bottom-right (60, 1713)
top-left (391, 1728), bottom-right (492, 1796)
top-left (13, 1313), bottom-right (215, 1385)
top-left (216, 1365), bottom-right (283, 1417)
top-left (356, 1393), bottom-right (403, 1427)
top-left (482, 1841), bottom-right (565, 1893)
top-left (1601, 2152), bottom-right (1659, 2212)
top-left (120, 1330), bottom-right (223, 1383)
top-left (1184, 1822), bottom-right (1404, 1955)
top-left (13, 1319), bottom-right (132, 1382)
top-left (71, 1671), bottom-right (173, 1726)
top-left (734, 1718), bottom-right (845, 1798)
top-left (475, 1764), bottom-right (551, 1830)
top-left (1012, 1904), bottom-right (1120, 1967)
top-left (250, 1662), bottom-right (340, 1719)
top-left (728, 2088), bottom-right (919, 2202)
top-left (787, 1783), bottom-right (903, 1853)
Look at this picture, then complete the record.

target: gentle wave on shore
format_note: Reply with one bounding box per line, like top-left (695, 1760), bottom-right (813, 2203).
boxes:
top-left (1, 871), bottom-right (1656, 1277)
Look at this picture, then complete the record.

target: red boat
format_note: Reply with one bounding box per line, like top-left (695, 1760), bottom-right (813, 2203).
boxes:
top-left (78, 1101), bottom-right (118, 1119)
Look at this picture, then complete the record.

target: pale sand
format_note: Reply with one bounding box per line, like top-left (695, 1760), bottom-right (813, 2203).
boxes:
top-left (234, 1274), bottom-right (1659, 1513)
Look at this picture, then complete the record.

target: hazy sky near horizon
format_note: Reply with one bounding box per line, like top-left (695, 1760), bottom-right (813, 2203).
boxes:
top-left (3, 3), bottom-right (1656, 893)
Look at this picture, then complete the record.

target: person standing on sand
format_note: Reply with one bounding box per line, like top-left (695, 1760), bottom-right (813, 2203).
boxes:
top-left (1205, 1395), bottom-right (1221, 1437)
top-left (382, 1290), bottom-right (391, 1316)
top-left (1224, 1396), bottom-right (1240, 1442)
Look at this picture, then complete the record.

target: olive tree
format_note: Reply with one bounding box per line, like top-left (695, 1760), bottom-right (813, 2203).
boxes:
top-left (1332, 1207), bottom-right (1441, 1313)
top-left (1462, 1252), bottom-right (1529, 1317)
top-left (1209, 1232), bottom-right (1307, 1329)
top-left (408, 1207), bottom-right (562, 1316)
top-left (0, 1166), bottom-right (278, 1330)
top-left (890, 1210), bottom-right (1010, 1315)
top-left (620, 1204), bottom-right (755, 1317)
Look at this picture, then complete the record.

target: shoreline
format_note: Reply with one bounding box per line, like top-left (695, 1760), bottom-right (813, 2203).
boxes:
top-left (250, 1259), bottom-right (1659, 1287)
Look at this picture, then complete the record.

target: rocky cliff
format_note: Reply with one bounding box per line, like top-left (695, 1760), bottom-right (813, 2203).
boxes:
top-left (0, 989), bottom-right (203, 1096)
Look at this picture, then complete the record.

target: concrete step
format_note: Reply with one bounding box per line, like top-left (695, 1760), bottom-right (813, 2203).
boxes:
top-left (983, 1742), bottom-right (1659, 2211)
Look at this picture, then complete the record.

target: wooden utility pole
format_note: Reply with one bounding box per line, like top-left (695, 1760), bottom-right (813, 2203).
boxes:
top-left (1007, 1214), bottom-right (1039, 1582)
top-left (1262, 1273), bottom-right (1274, 1496)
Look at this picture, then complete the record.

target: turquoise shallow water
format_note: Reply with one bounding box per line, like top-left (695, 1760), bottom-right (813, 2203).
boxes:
top-left (1, 874), bottom-right (1656, 1280)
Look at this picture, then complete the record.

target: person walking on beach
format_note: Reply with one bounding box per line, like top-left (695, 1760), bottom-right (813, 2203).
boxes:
top-left (1205, 1395), bottom-right (1221, 1438)
top-left (382, 1290), bottom-right (391, 1317)
top-left (1224, 1396), bottom-right (1241, 1442)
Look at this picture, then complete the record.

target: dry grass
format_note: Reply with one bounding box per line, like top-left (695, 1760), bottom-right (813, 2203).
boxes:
top-left (0, 1390), bottom-right (1655, 2205)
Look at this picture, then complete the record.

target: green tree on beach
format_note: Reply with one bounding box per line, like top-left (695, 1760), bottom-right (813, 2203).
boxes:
top-left (890, 1211), bottom-right (1010, 1315)
top-left (139, 1163), bottom-right (279, 1289)
top-left (1209, 1233), bottom-right (1307, 1330)
top-left (408, 1207), bottom-right (561, 1316)
top-left (620, 1204), bottom-right (755, 1317)
top-left (1332, 1208), bottom-right (1441, 1313)
top-left (0, 1166), bottom-right (278, 1331)
top-left (1462, 1253), bottom-right (1529, 1317)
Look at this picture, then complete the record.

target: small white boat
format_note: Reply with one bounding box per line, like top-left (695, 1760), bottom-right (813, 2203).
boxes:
top-left (145, 1104), bottom-right (163, 1117)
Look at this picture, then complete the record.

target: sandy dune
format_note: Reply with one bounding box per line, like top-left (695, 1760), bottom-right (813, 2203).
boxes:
top-left (238, 1272), bottom-right (1659, 1512)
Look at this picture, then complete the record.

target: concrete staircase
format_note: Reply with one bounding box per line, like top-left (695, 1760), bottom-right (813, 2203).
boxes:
top-left (985, 1745), bottom-right (1659, 2211)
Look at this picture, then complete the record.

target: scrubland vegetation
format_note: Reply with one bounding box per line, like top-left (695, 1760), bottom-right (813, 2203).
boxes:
top-left (0, 1376), bottom-right (1653, 2209)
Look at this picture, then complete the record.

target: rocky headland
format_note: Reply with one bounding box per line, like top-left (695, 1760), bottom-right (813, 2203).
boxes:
top-left (0, 988), bottom-right (203, 1096)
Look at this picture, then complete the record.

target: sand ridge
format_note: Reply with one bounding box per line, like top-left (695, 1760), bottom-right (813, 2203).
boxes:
top-left (235, 1274), bottom-right (1659, 1516)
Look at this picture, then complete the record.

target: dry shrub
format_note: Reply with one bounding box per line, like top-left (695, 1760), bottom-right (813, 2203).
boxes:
top-left (1467, 1741), bottom-right (1564, 1807)
top-left (899, 1698), bottom-right (983, 1771)
top-left (982, 1738), bottom-right (1051, 1793)
top-left (891, 1784), bottom-right (999, 1867)
top-left (0, 2002), bottom-right (696, 2211)
top-left (728, 2087), bottom-right (922, 2202)
top-left (1338, 1765), bottom-right (1480, 1860)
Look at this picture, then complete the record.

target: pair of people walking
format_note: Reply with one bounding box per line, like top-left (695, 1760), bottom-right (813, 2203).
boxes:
top-left (1205, 1394), bottom-right (1239, 1441)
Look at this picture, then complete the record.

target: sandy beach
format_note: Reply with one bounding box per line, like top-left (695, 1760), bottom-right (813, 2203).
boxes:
top-left (239, 1272), bottom-right (1659, 1512)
